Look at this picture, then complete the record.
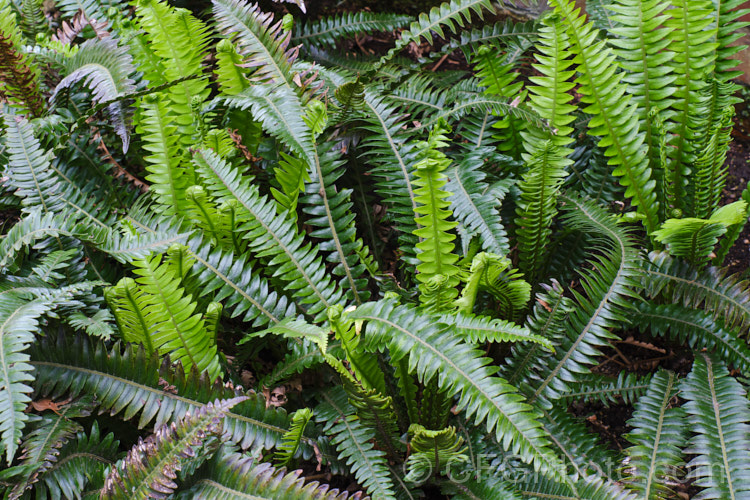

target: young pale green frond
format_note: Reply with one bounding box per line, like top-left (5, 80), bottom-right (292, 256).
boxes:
top-left (212, 0), bottom-right (297, 87)
top-left (2, 114), bottom-right (63, 214)
top-left (681, 354), bottom-right (750, 499)
top-left (192, 148), bottom-right (345, 319)
top-left (624, 370), bottom-right (686, 499)
top-left (292, 12), bottom-right (411, 47)
top-left (0, 282), bottom-right (98, 465)
top-left (378, 0), bottom-right (492, 67)
top-left (215, 39), bottom-right (251, 95)
top-left (350, 300), bottom-right (565, 479)
top-left (176, 447), bottom-right (364, 499)
top-left (405, 424), bottom-right (466, 484)
top-left (526, 195), bottom-right (641, 405)
top-left (29, 334), bottom-right (299, 454)
top-left (102, 397), bottom-right (245, 499)
top-left (274, 408), bottom-right (313, 467)
top-left (51, 38), bottom-right (135, 152)
top-left (316, 388), bottom-right (398, 500)
top-left (446, 149), bottom-right (509, 256)
top-left (632, 302), bottom-right (750, 374)
top-left (550, 0), bottom-right (659, 235)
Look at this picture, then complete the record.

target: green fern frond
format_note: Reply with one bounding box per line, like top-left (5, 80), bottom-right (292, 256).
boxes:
top-left (274, 408), bottom-right (312, 467)
top-left (632, 302), bottom-right (750, 374)
top-left (559, 372), bottom-right (652, 407)
top-left (447, 311), bottom-right (552, 349)
top-left (2, 114), bottom-right (63, 214)
top-left (246, 317), bottom-right (328, 354)
top-left (272, 152), bottom-right (309, 217)
top-left (550, 0), bottom-right (659, 235)
top-left (51, 38), bottom-right (136, 152)
top-left (215, 39), bottom-right (250, 95)
top-left (442, 18), bottom-right (538, 61)
top-left (350, 300), bottom-right (565, 478)
top-left (0, 282), bottom-right (98, 464)
top-left (405, 424), bottom-right (466, 484)
top-left (624, 370), bottom-right (686, 499)
top-left (30, 333), bottom-right (300, 454)
top-left (293, 12), bottom-right (411, 47)
top-left (640, 251), bottom-right (750, 332)
top-left (56, 0), bottom-right (124, 21)
top-left (106, 247), bottom-right (223, 380)
top-left (526, 194), bottom-right (640, 405)
top-left (176, 447), bottom-right (360, 499)
top-left (458, 252), bottom-right (531, 319)
top-left (680, 354), bottom-right (750, 499)
top-left (102, 397), bottom-right (245, 499)
top-left (316, 387), bottom-right (397, 500)
top-left (212, 0), bottom-right (297, 87)
top-left (447, 149), bottom-right (509, 256)
top-left (515, 141), bottom-right (570, 284)
top-left (514, 475), bottom-right (639, 500)
top-left (710, 0), bottom-right (750, 82)
top-left (0, 1), bottom-right (44, 117)
top-left (378, 0), bottom-right (492, 67)
top-left (192, 148), bottom-right (345, 319)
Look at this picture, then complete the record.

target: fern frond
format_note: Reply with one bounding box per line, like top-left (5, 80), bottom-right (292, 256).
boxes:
top-left (212, 0), bottom-right (297, 87)
top-left (272, 152), bottom-right (308, 217)
top-left (0, 1), bottom-right (44, 117)
top-left (177, 447), bottom-right (360, 499)
top-left (378, 0), bottom-right (492, 67)
top-left (710, 0), bottom-right (750, 82)
top-left (30, 334), bottom-right (303, 454)
top-left (192, 148), bottom-right (344, 319)
top-left (680, 354), bottom-right (750, 499)
top-left (442, 18), bottom-right (538, 60)
top-left (215, 39), bottom-right (251, 95)
top-left (624, 370), bottom-right (686, 499)
top-left (448, 311), bottom-right (552, 349)
top-left (350, 300), bottom-right (565, 478)
top-left (52, 38), bottom-right (136, 152)
top-left (514, 475), bottom-right (638, 500)
top-left (559, 372), bottom-right (652, 407)
top-left (3, 114), bottom-right (63, 214)
top-left (405, 424), bottom-right (466, 484)
top-left (102, 397), bottom-right (245, 499)
top-left (274, 408), bottom-right (312, 467)
top-left (316, 387), bottom-right (397, 500)
top-left (526, 194), bottom-right (640, 405)
top-left (550, 0), bottom-right (659, 235)
top-left (293, 12), bottom-right (411, 47)
top-left (447, 149), bottom-right (509, 256)
top-left (56, 0), bottom-right (124, 21)
top-left (0, 282), bottom-right (98, 464)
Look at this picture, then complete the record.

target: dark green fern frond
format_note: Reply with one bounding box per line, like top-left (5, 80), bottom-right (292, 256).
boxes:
top-left (212, 0), bottom-right (297, 87)
top-left (680, 354), bottom-right (750, 499)
top-left (378, 0), bottom-right (492, 68)
top-left (632, 302), bottom-right (750, 374)
top-left (293, 12), bottom-right (411, 47)
top-left (51, 38), bottom-right (136, 152)
top-left (514, 475), bottom-right (638, 500)
top-left (316, 387), bottom-right (397, 500)
top-left (710, 0), bottom-right (750, 82)
top-left (640, 251), bottom-right (750, 332)
top-left (176, 446), bottom-right (361, 499)
top-left (441, 18), bottom-right (538, 61)
top-left (56, 0), bottom-right (124, 21)
top-left (101, 397), bottom-right (245, 499)
top-left (350, 300), bottom-right (565, 478)
top-left (623, 370), bottom-right (685, 499)
top-left (559, 372), bottom-right (652, 407)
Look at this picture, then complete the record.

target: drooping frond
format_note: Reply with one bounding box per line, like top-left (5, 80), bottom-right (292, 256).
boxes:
top-left (102, 397), bottom-right (245, 499)
top-left (525, 194), bottom-right (641, 405)
top-left (378, 0), bottom-right (492, 67)
top-left (51, 37), bottom-right (136, 152)
top-left (680, 354), bottom-right (750, 499)
top-left (640, 251), bottom-right (750, 332)
top-left (623, 370), bottom-right (686, 499)
top-left (30, 334), bottom-right (300, 454)
top-left (292, 12), bottom-right (411, 47)
top-left (349, 300), bottom-right (565, 478)
top-left (212, 0), bottom-right (297, 87)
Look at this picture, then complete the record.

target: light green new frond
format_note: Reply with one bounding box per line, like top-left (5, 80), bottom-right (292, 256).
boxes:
top-left (51, 38), bottom-right (136, 152)
top-left (550, 0), bottom-right (659, 235)
top-left (624, 370), bottom-right (686, 499)
top-left (515, 141), bottom-right (570, 284)
top-left (272, 152), bottom-right (309, 218)
top-left (653, 200), bottom-right (747, 266)
top-left (413, 124), bottom-right (460, 304)
top-left (274, 408), bottom-right (312, 467)
top-left (458, 252), bottom-right (531, 319)
top-left (405, 424), bottom-right (466, 484)
top-left (135, 94), bottom-right (192, 216)
top-left (680, 354), bottom-right (750, 499)
top-left (215, 39), bottom-right (250, 96)
top-left (350, 300), bottom-right (566, 479)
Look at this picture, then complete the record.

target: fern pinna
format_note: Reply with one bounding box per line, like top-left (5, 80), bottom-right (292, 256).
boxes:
top-left (2, 0), bottom-right (750, 497)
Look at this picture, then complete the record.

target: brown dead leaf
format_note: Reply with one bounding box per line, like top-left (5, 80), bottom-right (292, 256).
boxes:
top-left (29, 397), bottom-right (70, 415)
top-left (263, 386), bottom-right (288, 408)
